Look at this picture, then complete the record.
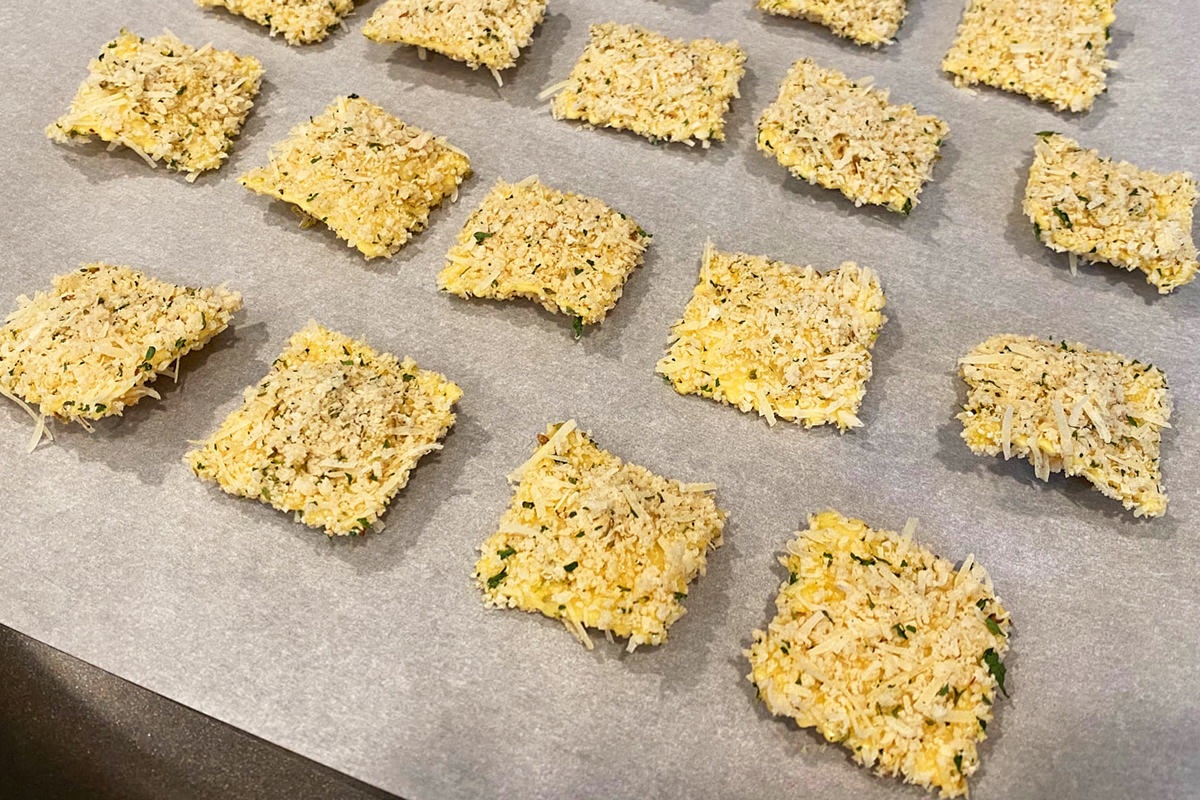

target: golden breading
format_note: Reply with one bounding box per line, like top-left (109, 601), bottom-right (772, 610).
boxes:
top-left (239, 96), bottom-right (471, 259)
top-left (958, 334), bottom-right (1171, 517)
top-left (942, 0), bottom-right (1116, 113)
top-left (437, 177), bottom-right (651, 326)
top-left (363, 0), bottom-right (547, 77)
top-left (1024, 134), bottom-right (1198, 294)
top-left (757, 58), bottom-right (948, 213)
top-left (186, 322), bottom-right (461, 536)
top-left (0, 263), bottom-right (241, 435)
top-left (46, 29), bottom-right (263, 179)
top-left (547, 23), bottom-right (746, 146)
top-left (475, 421), bottom-right (726, 650)
top-left (196, 0), bottom-right (358, 45)
top-left (747, 511), bottom-right (1011, 798)
top-left (757, 0), bottom-right (908, 47)
top-left (657, 245), bottom-right (886, 431)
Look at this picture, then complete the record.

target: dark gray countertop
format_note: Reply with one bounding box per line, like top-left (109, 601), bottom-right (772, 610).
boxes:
top-left (0, 624), bottom-right (395, 799)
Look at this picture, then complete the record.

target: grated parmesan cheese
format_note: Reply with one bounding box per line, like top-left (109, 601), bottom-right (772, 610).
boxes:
top-left (942, 0), bottom-right (1116, 113)
top-left (476, 421), bottom-right (726, 649)
top-left (0, 263), bottom-right (241, 428)
top-left (757, 59), bottom-right (948, 214)
top-left (197, 0), bottom-right (358, 45)
top-left (1024, 134), bottom-right (1198, 294)
top-left (746, 511), bottom-right (1011, 798)
top-left (958, 334), bottom-right (1171, 517)
top-left (240, 96), bottom-right (471, 259)
top-left (363, 0), bottom-right (547, 74)
top-left (549, 23), bottom-right (746, 146)
top-left (437, 176), bottom-right (651, 325)
top-left (186, 322), bottom-right (461, 536)
top-left (46, 29), bottom-right (263, 179)
top-left (757, 0), bottom-right (909, 47)
top-left (657, 245), bottom-right (887, 431)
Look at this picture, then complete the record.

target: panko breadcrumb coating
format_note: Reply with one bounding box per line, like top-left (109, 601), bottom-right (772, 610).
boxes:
top-left (757, 59), bottom-right (948, 213)
top-left (239, 95), bottom-right (471, 259)
top-left (747, 511), bottom-right (1011, 798)
top-left (0, 263), bottom-right (241, 443)
top-left (1025, 133), bottom-right (1198, 293)
top-left (46, 29), bottom-right (262, 179)
top-left (547, 23), bottom-right (746, 146)
top-left (186, 322), bottom-right (461, 536)
top-left (438, 176), bottom-right (651, 325)
top-left (942, 0), bottom-right (1116, 113)
top-left (958, 334), bottom-right (1171, 517)
top-left (657, 244), bottom-right (886, 430)
top-left (476, 421), bottom-right (726, 649)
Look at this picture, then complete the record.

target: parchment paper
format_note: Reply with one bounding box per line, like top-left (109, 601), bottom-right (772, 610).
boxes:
top-left (1, 1), bottom-right (1197, 798)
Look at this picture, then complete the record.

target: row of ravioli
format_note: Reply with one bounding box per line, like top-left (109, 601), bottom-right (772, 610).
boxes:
top-left (0, 240), bottom-right (1171, 526)
top-left (194, 0), bottom-right (1116, 116)
top-left (46, 17), bottom-right (1197, 293)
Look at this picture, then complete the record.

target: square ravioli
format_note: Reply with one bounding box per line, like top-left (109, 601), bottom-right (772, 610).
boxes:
top-left (239, 95), bottom-right (471, 259)
top-left (757, 0), bottom-right (909, 47)
top-left (757, 58), bottom-right (948, 213)
top-left (747, 511), bottom-right (1011, 798)
top-left (46, 29), bottom-right (263, 179)
top-left (548, 22), bottom-right (746, 146)
top-left (475, 421), bottom-right (726, 650)
top-left (363, 0), bottom-right (547, 78)
top-left (186, 322), bottom-right (461, 536)
top-left (657, 245), bottom-right (886, 430)
top-left (958, 335), bottom-right (1171, 517)
top-left (437, 176), bottom-right (651, 325)
top-left (1024, 134), bottom-right (1198, 294)
top-left (942, 0), bottom-right (1116, 113)
top-left (0, 263), bottom-right (241, 435)
top-left (196, 0), bottom-right (358, 45)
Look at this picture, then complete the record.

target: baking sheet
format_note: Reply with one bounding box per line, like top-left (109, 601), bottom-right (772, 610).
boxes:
top-left (1, 1), bottom-right (1198, 798)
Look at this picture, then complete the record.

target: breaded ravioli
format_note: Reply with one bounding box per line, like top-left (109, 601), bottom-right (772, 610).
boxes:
top-left (547, 23), bottom-right (746, 146)
top-left (438, 176), bottom-right (651, 326)
top-left (747, 511), bottom-right (1011, 798)
top-left (239, 96), bottom-right (471, 258)
top-left (757, 58), bottom-right (947, 213)
top-left (0, 263), bottom-right (241, 447)
top-left (1025, 133), bottom-right (1198, 293)
top-left (756, 0), bottom-right (909, 47)
top-left (47, 29), bottom-right (262, 178)
top-left (197, 0), bottom-right (359, 45)
top-left (658, 244), bottom-right (886, 430)
top-left (363, 0), bottom-right (547, 81)
top-left (958, 334), bottom-right (1170, 517)
top-left (476, 421), bottom-right (726, 649)
top-left (187, 322), bottom-right (461, 535)
top-left (943, 0), bottom-right (1116, 112)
